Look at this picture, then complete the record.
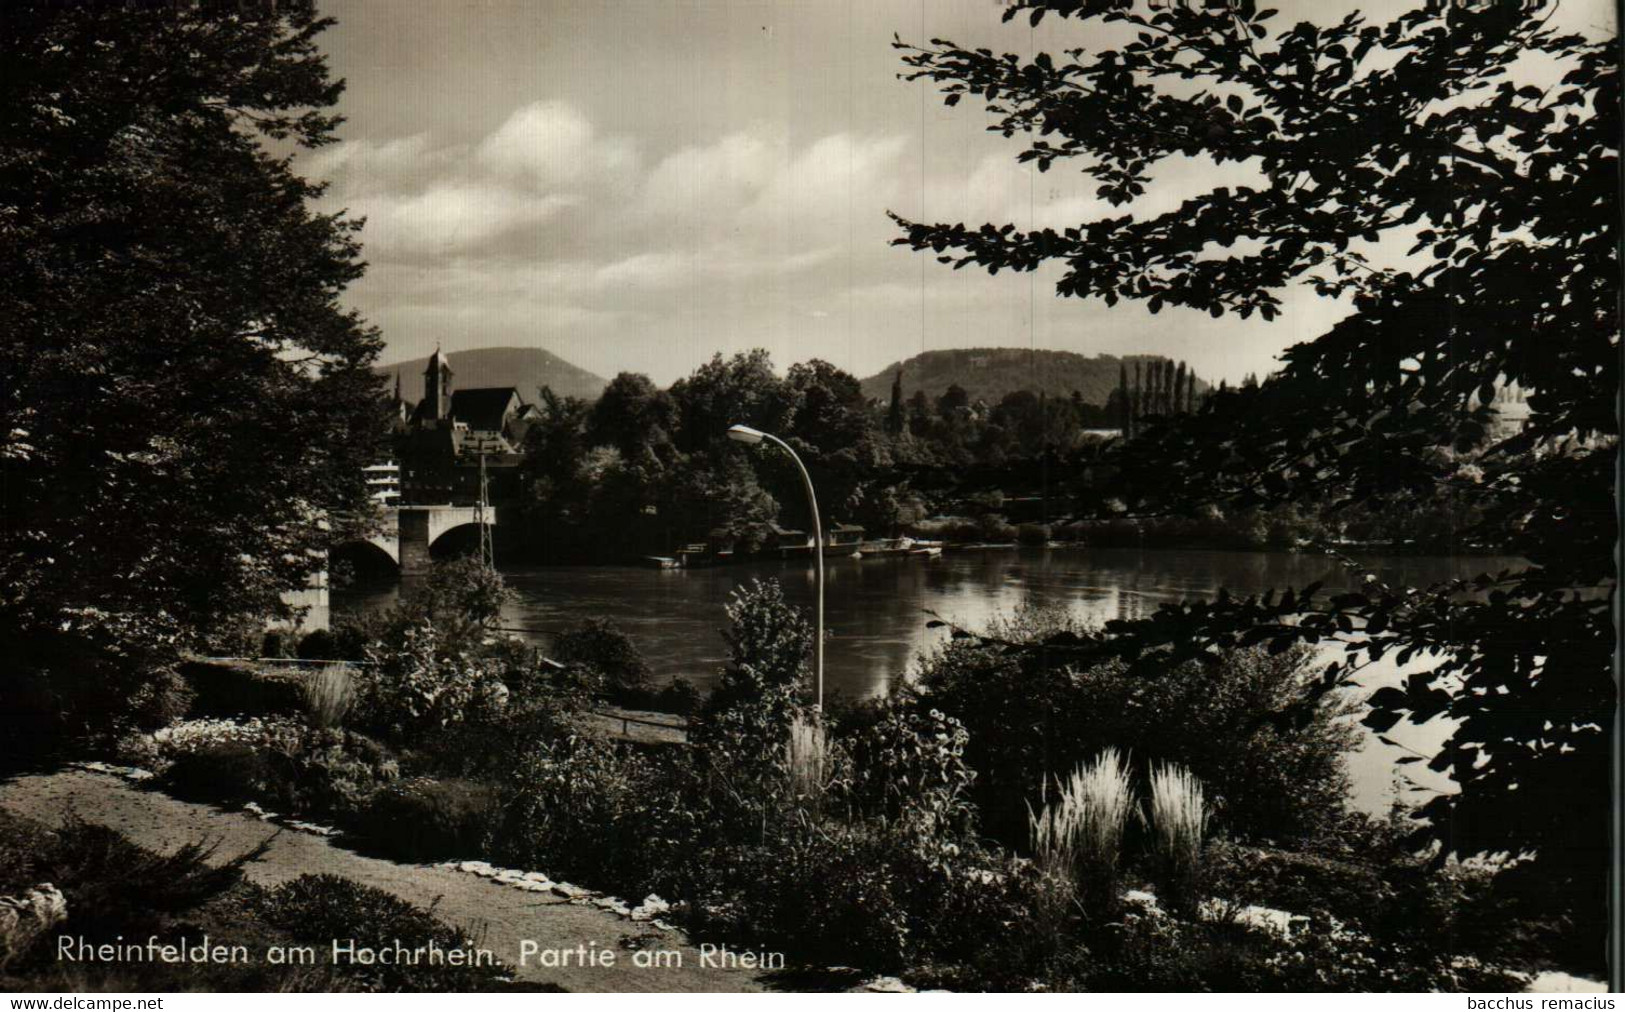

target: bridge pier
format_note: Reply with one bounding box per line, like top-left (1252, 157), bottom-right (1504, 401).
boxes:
top-left (333, 505), bottom-right (498, 580)
top-left (398, 508), bottom-right (434, 577)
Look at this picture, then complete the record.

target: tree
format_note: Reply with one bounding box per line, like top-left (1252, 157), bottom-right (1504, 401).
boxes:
top-left (1131, 361), bottom-right (1142, 436)
top-left (0, 4), bottom-right (386, 688)
top-left (786, 358), bottom-right (873, 454)
top-left (894, 0), bottom-right (1616, 955)
top-left (936, 383), bottom-right (971, 421)
top-left (587, 372), bottom-right (677, 463)
top-left (668, 350), bottom-right (794, 455)
top-left (887, 370), bottom-right (905, 435)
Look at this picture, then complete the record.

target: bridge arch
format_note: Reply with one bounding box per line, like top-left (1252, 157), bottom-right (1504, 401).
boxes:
top-left (396, 505), bottom-right (498, 575)
top-left (331, 538), bottom-right (400, 577)
top-left (427, 521), bottom-right (489, 560)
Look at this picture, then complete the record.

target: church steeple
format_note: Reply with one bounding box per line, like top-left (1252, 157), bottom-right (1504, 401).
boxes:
top-left (424, 348), bottom-right (453, 421)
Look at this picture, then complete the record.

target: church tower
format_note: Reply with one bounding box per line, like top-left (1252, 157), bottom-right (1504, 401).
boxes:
top-left (424, 348), bottom-right (453, 421)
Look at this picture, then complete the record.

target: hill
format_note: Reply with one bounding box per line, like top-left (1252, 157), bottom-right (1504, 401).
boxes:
top-left (859, 348), bottom-right (1207, 406)
top-left (378, 346), bottom-right (606, 404)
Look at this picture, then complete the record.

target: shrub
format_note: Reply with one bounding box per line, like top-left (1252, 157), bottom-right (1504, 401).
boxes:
top-left (161, 740), bottom-right (284, 807)
top-left (1, 625), bottom-right (191, 752)
top-left (0, 815), bottom-right (535, 992)
top-left (552, 618), bottom-right (653, 706)
top-left (975, 513), bottom-right (1017, 542)
top-left (1016, 522), bottom-right (1051, 545)
top-left (1252, 910), bottom-right (1524, 992)
top-left (153, 717), bottom-right (398, 818)
top-left (653, 677), bottom-right (701, 716)
top-left (1147, 762), bottom-right (1209, 915)
top-left (179, 659), bottom-right (307, 719)
top-left (356, 620), bottom-right (504, 738)
top-left (842, 705), bottom-right (976, 837)
top-left (0, 813), bottom-right (265, 944)
top-left (258, 874), bottom-right (513, 991)
top-left (493, 734), bottom-right (660, 890)
top-left (912, 627), bottom-right (1355, 847)
top-left (296, 628), bottom-right (340, 661)
top-left (351, 778), bottom-right (496, 861)
top-left (704, 578), bottom-right (811, 717)
top-left (1206, 842), bottom-right (1388, 929)
top-left (261, 629), bottom-right (296, 659)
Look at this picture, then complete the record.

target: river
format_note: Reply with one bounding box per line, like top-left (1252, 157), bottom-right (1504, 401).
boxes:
top-left (334, 545), bottom-right (1522, 814)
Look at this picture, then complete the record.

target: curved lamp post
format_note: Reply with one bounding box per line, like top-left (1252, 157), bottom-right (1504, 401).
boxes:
top-left (727, 424), bottom-right (823, 713)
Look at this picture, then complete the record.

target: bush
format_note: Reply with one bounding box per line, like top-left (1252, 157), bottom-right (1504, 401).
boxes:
top-left (0, 812), bottom-right (266, 950)
top-left (261, 629), bottom-right (297, 659)
top-left (356, 620), bottom-right (506, 739)
top-left (911, 625), bottom-right (1355, 847)
top-left (154, 717), bottom-right (398, 818)
top-left (1016, 522), bottom-right (1052, 545)
top-left (975, 513), bottom-right (1017, 542)
top-left (258, 874), bottom-right (516, 991)
top-left (0, 815), bottom-right (536, 992)
top-left (0, 625), bottom-right (191, 753)
top-left (552, 618), bottom-right (653, 706)
top-left (1206, 842), bottom-right (1389, 929)
top-left (653, 677), bottom-right (701, 716)
top-left (493, 734), bottom-right (660, 890)
top-left (841, 705), bottom-right (976, 836)
top-left (297, 628), bottom-right (341, 661)
top-left (179, 659), bottom-right (307, 719)
top-left (351, 777), bottom-right (497, 862)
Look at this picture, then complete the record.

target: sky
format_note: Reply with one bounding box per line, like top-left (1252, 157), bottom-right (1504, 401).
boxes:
top-left (304, 0), bottom-right (1615, 387)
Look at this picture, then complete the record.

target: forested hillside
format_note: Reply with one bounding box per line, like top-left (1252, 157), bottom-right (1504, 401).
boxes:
top-left (860, 348), bottom-right (1206, 405)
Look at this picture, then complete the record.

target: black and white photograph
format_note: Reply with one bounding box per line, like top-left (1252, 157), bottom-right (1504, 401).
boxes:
top-left (0, 0), bottom-right (1618, 996)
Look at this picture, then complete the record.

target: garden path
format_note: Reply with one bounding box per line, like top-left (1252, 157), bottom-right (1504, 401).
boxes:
top-left (0, 768), bottom-right (771, 993)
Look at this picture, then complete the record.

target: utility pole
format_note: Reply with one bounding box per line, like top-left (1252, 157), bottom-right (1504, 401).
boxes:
top-left (476, 451), bottom-right (495, 571)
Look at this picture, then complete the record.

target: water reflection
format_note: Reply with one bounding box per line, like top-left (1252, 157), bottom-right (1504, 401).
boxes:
top-left (335, 545), bottom-right (1519, 813)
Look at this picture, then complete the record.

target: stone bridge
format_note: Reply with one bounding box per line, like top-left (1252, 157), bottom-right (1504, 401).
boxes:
top-left (342, 505), bottom-right (498, 577)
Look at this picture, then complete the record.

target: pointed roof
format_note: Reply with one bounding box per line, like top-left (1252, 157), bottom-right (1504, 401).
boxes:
top-left (425, 347), bottom-right (452, 377)
top-left (449, 387), bottom-right (525, 433)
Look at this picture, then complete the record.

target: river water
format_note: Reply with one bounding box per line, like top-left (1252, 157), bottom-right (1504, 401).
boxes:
top-left (335, 546), bottom-right (1521, 814)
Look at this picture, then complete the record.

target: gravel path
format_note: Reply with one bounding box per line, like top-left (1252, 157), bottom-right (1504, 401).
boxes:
top-left (0, 769), bottom-right (771, 993)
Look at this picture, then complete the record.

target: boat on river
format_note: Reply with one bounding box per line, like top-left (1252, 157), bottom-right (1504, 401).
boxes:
top-left (859, 537), bottom-right (943, 559)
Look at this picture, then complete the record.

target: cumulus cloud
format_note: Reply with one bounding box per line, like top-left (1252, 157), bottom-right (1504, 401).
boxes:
top-left (305, 94), bottom-right (1290, 386)
top-left (476, 100), bottom-right (639, 192)
top-left (344, 184), bottom-right (581, 257)
top-left (304, 100), bottom-right (917, 341)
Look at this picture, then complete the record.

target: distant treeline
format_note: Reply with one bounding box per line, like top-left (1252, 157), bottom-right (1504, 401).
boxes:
top-left (498, 350), bottom-right (1482, 564)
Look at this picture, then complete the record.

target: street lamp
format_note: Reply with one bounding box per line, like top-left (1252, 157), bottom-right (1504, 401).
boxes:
top-left (727, 423), bottom-right (824, 713)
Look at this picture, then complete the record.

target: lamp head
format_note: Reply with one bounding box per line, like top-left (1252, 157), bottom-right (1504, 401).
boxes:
top-left (727, 424), bottom-right (766, 445)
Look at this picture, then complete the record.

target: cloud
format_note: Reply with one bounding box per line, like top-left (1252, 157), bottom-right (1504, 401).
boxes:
top-left (307, 101), bottom-right (910, 309)
top-left (476, 100), bottom-right (639, 192)
top-left (639, 130), bottom-right (781, 223)
top-left (345, 184), bottom-right (581, 257)
top-left (308, 95), bottom-right (1293, 387)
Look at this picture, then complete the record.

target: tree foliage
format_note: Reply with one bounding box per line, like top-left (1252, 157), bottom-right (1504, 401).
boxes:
top-left (0, 1), bottom-right (387, 651)
top-left (892, 0), bottom-right (1616, 934)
